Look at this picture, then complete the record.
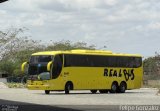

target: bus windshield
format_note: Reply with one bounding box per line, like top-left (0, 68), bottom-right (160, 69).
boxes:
top-left (28, 55), bottom-right (53, 76)
top-left (30, 55), bottom-right (52, 63)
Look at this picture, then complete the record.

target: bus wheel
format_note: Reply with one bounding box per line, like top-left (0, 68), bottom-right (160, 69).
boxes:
top-left (65, 82), bottom-right (72, 94)
top-left (109, 82), bottom-right (118, 93)
top-left (99, 90), bottom-right (108, 93)
top-left (90, 90), bottom-right (97, 94)
top-left (119, 82), bottom-right (127, 93)
top-left (45, 90), bottom-right (50, 94)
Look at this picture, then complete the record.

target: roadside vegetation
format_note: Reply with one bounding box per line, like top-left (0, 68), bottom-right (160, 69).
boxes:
top-left (5, 83), bottom-right (26, 88)
top-left (143, 53), bottom-right (160, 90)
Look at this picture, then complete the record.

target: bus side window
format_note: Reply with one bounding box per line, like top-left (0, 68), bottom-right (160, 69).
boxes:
top-left (135, 57), bottom-right (142, 68)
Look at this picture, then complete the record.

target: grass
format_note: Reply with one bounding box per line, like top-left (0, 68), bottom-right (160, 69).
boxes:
top-left (5, 83), bottom-right (26, 88)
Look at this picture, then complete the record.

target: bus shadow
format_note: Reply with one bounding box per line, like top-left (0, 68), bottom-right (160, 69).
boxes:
top-left (36, 92), bottom-right (136, 95)
top-left (35, 90), bottom-right (150, 95)
top-left (37, 92), bottom-right (99, 95)
top-left (0, 99), bottom-right (82, 111)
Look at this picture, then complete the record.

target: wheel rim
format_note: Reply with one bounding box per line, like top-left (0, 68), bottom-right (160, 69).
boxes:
top-left (112, 84), bottom-right (117, 91)
top-left (120, 83), bottom-right (126, 92)
top-left (110, 83), bottom-right (118, 93)
top-left (67, 84), bottom-right (70, 90)
top-left (121, 86), bottom-right (125, 91)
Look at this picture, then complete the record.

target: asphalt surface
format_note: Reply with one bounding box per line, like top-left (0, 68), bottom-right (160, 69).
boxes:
top-left (0, 88), bottom-right (159, 111)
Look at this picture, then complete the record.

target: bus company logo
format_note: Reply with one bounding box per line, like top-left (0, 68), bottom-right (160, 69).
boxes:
top-left (104, 68), bottom-right (135, 81)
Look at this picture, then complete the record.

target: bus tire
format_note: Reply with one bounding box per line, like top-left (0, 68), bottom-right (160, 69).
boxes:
top-left (109, 82), bottom-right (118, 93)
top-left (90, 90), bottom-right (97, 94)
top-left (45, 90), bottom-right (50, 94)
top-left (99, 90), bottom-right (108, 93)
top-left (65, 82), bottom-right (73, 94)
top-left (119, 82), bottom-right (127, 93)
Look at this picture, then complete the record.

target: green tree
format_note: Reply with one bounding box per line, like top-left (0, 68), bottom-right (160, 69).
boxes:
top-left (143, 53), bottom-right (160, 80)
top-left (0, 60), bottom-right (16, 76)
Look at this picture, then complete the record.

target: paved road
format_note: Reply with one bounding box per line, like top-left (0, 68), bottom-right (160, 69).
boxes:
top-left (0, 88), bottom-right (159, 111)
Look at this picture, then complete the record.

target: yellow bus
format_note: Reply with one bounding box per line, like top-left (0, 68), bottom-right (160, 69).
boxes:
top-left (22, 50), bottom-right (143, 94)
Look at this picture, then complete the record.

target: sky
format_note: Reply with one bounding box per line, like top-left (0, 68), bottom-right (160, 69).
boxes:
top-left (0, 0), bottom-right (160, 58)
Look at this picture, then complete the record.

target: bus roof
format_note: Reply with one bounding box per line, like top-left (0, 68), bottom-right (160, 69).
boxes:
top-left (31, 50), bottom-right (142, 57)
top-left (32, 51), bottom-right (62, 56)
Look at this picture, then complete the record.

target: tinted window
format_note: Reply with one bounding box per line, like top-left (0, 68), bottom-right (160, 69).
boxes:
top-left (30, 56), bottom-right (38, 63)
top-left (28, 65), bottom-right (37, 75)
top-left (28, 64), bottom-right (47, 75)
top-left (30, 55), bottom-right (52, 63)
top-left (52, 54), bottom-right (63, 79)
top-left (64, 54), bottom-right (142, 68)
top-left (39, 56), bottom-right (52, 62)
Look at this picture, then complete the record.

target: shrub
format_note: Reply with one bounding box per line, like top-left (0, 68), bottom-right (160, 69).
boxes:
top-left (6, 83), bottom-right (26, 88)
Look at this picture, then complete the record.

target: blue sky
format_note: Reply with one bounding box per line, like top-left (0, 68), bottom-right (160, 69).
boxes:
top-left (0, 0), bottom-right (160, 58)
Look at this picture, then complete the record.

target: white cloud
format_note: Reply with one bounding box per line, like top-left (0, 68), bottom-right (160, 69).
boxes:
top-left (104, 0), bottom-right (118, 6)
top-left (148, 22), bottom-right (160, 30)
top-left (66, 0), bottom-right (99, 9)
top-left (31, 14), bottom-right (45, 27)
top-left (84, 33), bottom-right (96, 40)
top-left (0, 0), bottom-right (160, 57)
top-left (0, 10), bottom-right (6, 15)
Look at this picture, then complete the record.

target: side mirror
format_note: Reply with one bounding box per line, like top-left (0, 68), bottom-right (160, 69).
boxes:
top-left (47, 61), bottom-right (53, 71)
top-left (21, 61), bottom-right (29, 73)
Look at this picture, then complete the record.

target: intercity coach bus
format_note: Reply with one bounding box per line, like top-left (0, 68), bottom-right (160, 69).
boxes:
top-left (21, 50), bottom-right (143, 94)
